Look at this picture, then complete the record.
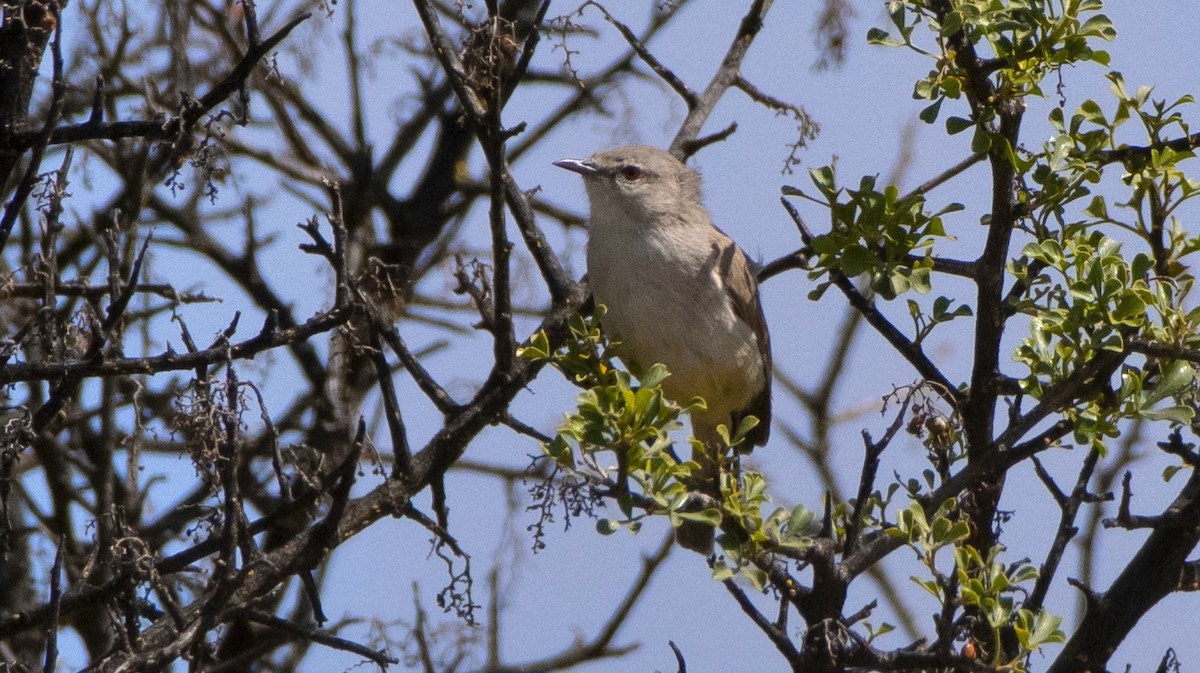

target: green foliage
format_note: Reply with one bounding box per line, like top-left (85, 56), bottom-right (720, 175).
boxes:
top-left (1012, 231), bottom-right (1200, 446)
top-left (909, 296), bottom-right (974, 346)
top-left (873, 0), bottom-right (1115, 140)
top-left (886, 499), bottom-right (971, 555)
top-left (837, 0), bottom-right (1200, 664)
top-left (953, 546), bottom-right (1064, 671)
top-left (861, 620), bottom-right (897, 646)
top-left (836, 0), bottom-right (1200, 454)
top-left (521, 308), bottom-right (690, 517)
top-left (887, 499), bottom-right (1063, 670)
top-left (783, 172), bottom-right (962, 300)
top-left (521, 308), bottom-right (799, 585)
top-left (1036, 73), bottom-right (1200, 244)
top-left (1005, 73), bottom-right (1200, 448)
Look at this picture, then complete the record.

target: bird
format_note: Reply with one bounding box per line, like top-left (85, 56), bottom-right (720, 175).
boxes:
top-left (554, 145), bottom-right (772, 553)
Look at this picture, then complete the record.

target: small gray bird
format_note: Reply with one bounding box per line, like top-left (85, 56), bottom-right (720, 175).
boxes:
top-left (555, 145), bottom-right (772, 553)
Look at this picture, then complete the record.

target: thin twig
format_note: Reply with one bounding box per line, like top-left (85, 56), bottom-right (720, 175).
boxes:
top-left (721, 580), bottom-right (803, 667)
top-left (374, 321), bottom-right (459, 415)
top-left (845, 391), bottom-right (913, 555)
top-left (0, 307), bottom-right (350, 385)
top-left (1027, 448), bottom-right (1104, 612)
top-left (900, 153), bottom-right (986, 201)
top-left (241, 610), bottom-right (399, 667)
top-left (669, 0), bottom-right (775, 156)
top-left (369, 325), bottom-right (412, 478)
top-left (41, 537), bottom-right (64, 673)
top-left (583, 1), bottom-right (698, 108)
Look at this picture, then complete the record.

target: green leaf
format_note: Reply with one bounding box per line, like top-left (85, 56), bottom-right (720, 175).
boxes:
top-left (938, 10), bottom-right (963, 37)
top-left (809, 165), bottom-right (837, 196)
top-left (1084, 195), bottom-right (1108, 219)
top-left (866, 27), bottom-right (905, 47)
top-left (786, 505), bottom-right (817, 537)
top-left (919, 98), bottom-right (944, 124)
top-left (733, 414), bottom-right (760, 443)
top-left (596, 519), bottom-right (620, 535)
top-left (676, 508), bottom-right (722, 526)
top-left (840, 245), bottom-right (879, 276)
top-left (971, 126), bottom-right (992, 153)
top-left (807, 281), bottom-right (832, 301)
top-left (1140, 406), bottom-right (1194, 423)
top-left (1079, 99), bottom-right (1106, 125)
top-left (909, 266), bottom-right (932, 294)
top-left (945, 116), bottom-right (974, 135)
top-left (1049, 105), bottom-right (1065, 131)
top-left (711, 563), bottom-right (735, 582)
top-left (715, 423), bottom-right (732, 447)
top-left (1011, 564), bottom-right (1040, 584)
top-left (868, 622), bottom-right (895, 638)
top-left (742, 565), bottom-right (769, 591)
top-left (1027, 611), bottom-right (1066, 648)
top-left (1079, 15), bottom-right (1117, 40)
top-left (1142, 360), bottom-right (1196, 406)
top-left (1108, 71), bottom-right (1128, 99)
top-left (911, 576), bottom-right (942, 598)
top-left (543, 436), bottom-right (576, 469)
top-left (638, 363), bottom-right (670, 389)
top-left (913, 78), bottom-right (935, 100)
top-left (517, 329), bottom-right (552, 360)
top-left (1110, 293), bottom-right (1145, 325)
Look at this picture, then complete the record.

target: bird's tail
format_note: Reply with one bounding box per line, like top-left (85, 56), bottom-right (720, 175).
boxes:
top-left (676, 417), bottom-right (725, 554)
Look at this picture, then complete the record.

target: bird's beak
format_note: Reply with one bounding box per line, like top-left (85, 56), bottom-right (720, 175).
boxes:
top-left (553, 158), bottom-right (598, 176)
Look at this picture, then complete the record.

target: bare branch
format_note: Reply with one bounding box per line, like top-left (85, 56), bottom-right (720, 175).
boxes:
top-left (670, 0), bottom-right (775, 156)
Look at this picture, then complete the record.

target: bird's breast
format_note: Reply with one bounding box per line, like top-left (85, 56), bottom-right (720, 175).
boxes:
top-left (586, 224), bottom-right (764, 416)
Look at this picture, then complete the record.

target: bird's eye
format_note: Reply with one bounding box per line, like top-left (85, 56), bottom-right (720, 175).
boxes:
top-left (618, 165), bottom-right (644, 181)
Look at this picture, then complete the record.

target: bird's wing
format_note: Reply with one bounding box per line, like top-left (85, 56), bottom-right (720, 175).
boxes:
top-left (714, 236), bottom-right (772, 448)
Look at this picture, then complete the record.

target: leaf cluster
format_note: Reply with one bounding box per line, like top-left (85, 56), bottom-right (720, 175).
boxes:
top-left (522, 309), bottom-right (806, 586)
top-left (890, 500), bottom-right (1064, 670)
top-left (786, 172), bottom-right (962, 300)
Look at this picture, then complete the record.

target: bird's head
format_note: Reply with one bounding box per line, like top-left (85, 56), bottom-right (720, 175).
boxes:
top-left (554, 145), bottom-right (704, 225)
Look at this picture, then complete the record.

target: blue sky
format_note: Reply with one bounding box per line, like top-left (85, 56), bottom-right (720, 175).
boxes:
top-left (28, 1), bottom-right (1200, 670)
